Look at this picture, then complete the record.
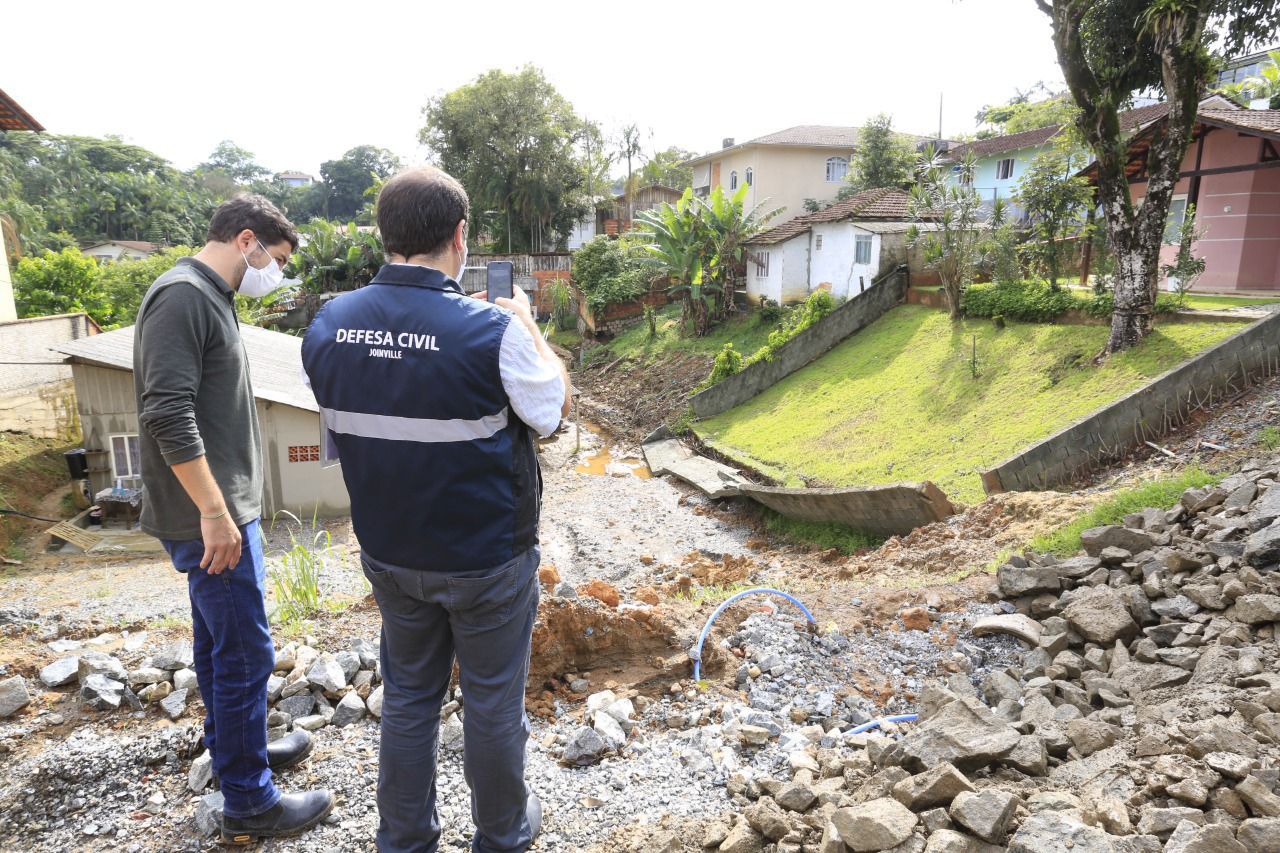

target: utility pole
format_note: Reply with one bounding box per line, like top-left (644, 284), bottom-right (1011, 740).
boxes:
top-left (938, 93), bottom-right (944, 141)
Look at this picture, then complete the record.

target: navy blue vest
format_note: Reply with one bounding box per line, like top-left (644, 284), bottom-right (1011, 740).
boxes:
top-left (301, 264), bottom-right (540, 572)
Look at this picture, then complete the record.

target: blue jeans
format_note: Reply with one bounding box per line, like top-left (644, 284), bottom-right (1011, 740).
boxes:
top-left (161, 518), bottom-right (281, 819)
top-left (363, 546), bottom-right (540, 853)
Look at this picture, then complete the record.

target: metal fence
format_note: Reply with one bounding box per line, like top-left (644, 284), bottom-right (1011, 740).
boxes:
top-left (458, 253), bottom-right (573, 294)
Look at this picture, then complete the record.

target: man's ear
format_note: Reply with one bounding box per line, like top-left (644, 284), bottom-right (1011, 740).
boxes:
top-left (455, 220), bottom-right (467, 253)
top-left (235, 229), bottom-right (256, 252)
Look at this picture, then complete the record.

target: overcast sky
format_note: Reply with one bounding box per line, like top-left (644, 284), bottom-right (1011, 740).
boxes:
top-left (1, 0), bottom-right (1066, 178)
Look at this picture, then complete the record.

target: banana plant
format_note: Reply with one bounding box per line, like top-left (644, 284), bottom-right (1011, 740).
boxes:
top-left (635, 189), bottom-right (716, 335)
top-left (698, 184), bottom-right (782, 318)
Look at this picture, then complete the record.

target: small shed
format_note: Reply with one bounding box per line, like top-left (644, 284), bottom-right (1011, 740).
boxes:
top-left (54, 324), bottom-right (350, 519)
top-left (744, 187), bottom-right (929, 304)
top-left (0, 313), bottom-right (99, 439)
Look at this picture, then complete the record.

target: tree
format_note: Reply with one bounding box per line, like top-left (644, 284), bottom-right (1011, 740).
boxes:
top-left (1015, 144), bottom-right (1094, 288)
top-left (98, 246), bottom-right (193, 328)
top-left (1037, 0), bottom-right (1279, 353)
top-left (638, 147), bottom-right (697, 189)
top-left (13, 248), bottom-right (109, 320)
top-left (617, 124), bottom-right (645, 225)
top-left (907, 147), bottom-right (1002, 320)
top-left (840, 114), bottom-right (915, 196)
top-left (976, 84), bottom-right (1079, 137)
top-left (421, 66), bottom-right (596, 252)
top-left (319, 145), bottom-right (402, 222)
top-left (202, 141), bottom-right (267, 184)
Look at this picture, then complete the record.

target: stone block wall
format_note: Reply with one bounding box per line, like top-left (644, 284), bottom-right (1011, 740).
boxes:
top-left (981, 311), bottom-right (1280, 493)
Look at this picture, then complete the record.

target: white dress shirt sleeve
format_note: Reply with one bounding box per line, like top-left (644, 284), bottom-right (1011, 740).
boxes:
top-left (499, 316), bottom-right (565, 438)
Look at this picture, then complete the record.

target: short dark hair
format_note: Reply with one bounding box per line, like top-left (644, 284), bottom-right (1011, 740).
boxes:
top-left (207, 194), bottom-right (299, 251)
top-left (377, 167), bottom-right (469, 258)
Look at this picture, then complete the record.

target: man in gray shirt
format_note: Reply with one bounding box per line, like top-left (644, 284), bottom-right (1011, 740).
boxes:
top-left (134, 195), bottom-right (332, 843)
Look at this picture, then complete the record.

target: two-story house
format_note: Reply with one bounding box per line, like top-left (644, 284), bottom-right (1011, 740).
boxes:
top-left (945, 96), bottom-right (1238, 219)
top-left (685, 125), bottom-right (940, 221)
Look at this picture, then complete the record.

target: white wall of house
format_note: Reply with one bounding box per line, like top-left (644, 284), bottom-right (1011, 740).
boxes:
top-left (566, 217), bottom-right (596, 250)
top-left (746, 246), bottom-right (780, 304)
top-left (0, 228), bottom-right (16, 322)
top-left (809, 223), bottom-right (880, 301)
top-left (82, 243), bottom-right (152, 263)
top-left (780, 236), bottom-right (810, 304)
top-left (257, 400), bottom-right (351, 519)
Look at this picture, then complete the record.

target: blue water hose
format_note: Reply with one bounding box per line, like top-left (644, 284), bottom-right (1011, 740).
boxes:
top-left (690, 587), bottom-right (817, 682)
top-left (848, 713), bottom-right (920, 734)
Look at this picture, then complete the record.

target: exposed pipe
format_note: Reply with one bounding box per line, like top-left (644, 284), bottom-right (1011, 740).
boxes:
top-left (690, 587), bottom-right (817, 682)
top-left (848, 713), bottom-right (920, 735)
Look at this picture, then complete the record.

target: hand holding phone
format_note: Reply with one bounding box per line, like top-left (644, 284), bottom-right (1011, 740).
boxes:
top-left (486, 261), bottom-right (514, 302)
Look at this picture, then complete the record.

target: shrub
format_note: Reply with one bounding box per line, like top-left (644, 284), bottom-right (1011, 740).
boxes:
top-left (745, 290), bottom-right (837, 365)
top-left (1083, 290), bottom-right (1181, 318)
top-left (705, 342), bottom-right (743, 386)
top-left (571, 235), bottom-right (652, 314)
top-left (758, 296), bottom-right (783, 324)
top-left (961, 280), bottom-right (1078, 322)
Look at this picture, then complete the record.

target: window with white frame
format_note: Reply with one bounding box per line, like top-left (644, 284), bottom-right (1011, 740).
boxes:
top-left (110, 434), bottom-right (141, 479)
top-left (826, 156), bottom-right (849, 182)
top-left (815, 234), bottom-right (824, 250)
top-left (729, 170), bottom-right (738, 190)
top-left (854, 234), bottom-right (873, 265)
top-left (752, 251), bottom-right (770, 277)
top-left (996, 158), bottom-right (1016, 180)
top-left (1164, 195), bottom-right (1188, 244)
top-left (745, 167), bottom-right (753, 186)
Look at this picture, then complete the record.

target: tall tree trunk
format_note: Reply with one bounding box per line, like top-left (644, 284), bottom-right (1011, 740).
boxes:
top-left (1106, 237), bottom-right (1158, 351)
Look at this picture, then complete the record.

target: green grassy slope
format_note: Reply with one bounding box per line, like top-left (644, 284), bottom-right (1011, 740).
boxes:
top-left (697, 305), bottom-right (1246, 501)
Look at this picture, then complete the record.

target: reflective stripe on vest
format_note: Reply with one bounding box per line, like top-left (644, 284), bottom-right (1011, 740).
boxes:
top-left (320, 406), bottom-right (509, 443)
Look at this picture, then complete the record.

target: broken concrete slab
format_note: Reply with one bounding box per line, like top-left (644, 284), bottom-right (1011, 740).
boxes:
top-left (739, 481), bottom-right (955, 539)
top-left (641, 439), bottom-right (748, 499)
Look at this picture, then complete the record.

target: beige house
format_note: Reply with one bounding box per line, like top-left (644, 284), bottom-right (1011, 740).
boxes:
top-left (81, 240), bottom-right (159, 264)
top-left (55, 325), bottom-right (351, 519)
top-left (686, 125), bottom-right (940, 221)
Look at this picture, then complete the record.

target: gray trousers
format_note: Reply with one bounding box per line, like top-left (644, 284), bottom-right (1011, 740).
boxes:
top-left (363, 546), bottom-right (540, 853)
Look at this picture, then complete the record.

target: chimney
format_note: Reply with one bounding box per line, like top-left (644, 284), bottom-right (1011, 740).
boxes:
top-left (722, 137), bottom-right (735, 149)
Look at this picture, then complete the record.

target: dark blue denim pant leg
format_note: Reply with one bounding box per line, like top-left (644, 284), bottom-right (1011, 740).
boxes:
top-left (364, 547), bottom-right (540, 853)
top-left (162, 518), bottom-right (281, 819)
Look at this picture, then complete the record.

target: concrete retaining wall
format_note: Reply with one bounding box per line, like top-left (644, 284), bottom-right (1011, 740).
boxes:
top-left (690, 266), bottom-right (909, 419)
top-left (981, 310), bottom-right (1280, 493)
top-left (740, 481), bottom-right (955, 538)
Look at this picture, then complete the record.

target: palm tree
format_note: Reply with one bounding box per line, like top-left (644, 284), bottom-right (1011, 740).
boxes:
top-left (635, 190), bottom-right (715, 336)
top-left (698, 185), bottom-right (782, 318)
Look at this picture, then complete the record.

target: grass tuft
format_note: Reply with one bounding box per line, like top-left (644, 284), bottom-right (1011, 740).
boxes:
top-left (1030, 466), bottom-right (1222, 555)
top-left (1258, 426), bottom-right (1280, 451)
top-left (763, 510), bottom-right (882, 555)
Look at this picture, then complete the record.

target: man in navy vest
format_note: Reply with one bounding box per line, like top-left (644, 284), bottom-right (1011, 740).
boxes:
top-left (302, 167), bottom-right (568, 853)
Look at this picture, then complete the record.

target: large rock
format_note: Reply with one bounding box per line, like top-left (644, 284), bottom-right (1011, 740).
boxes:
top-left (1062, 587), bottom-right (1138, 644)
top-left (1112, 661), bottom-right (1192, 695)
top-left (718, 822), bottom-right (764, 853)
top-left (0, 676), bottom-right (31, 718)
top-left (562, 725), bottom-right (607, 766)
top-left (743, 797), bottom-right (790, 841)
top-left (367, 685), bottom-right (384, 719)
top-left (1164, 821), bottom-right (1246, 853)
top-left (997, 564), bottom-right (1061, 597)
top-left (305, 654), bottom-right (347, 693)
top-left (80, 674), bottom-right (125, 710)
top-left (331, 691), bottom-right (366, 727)
top-left (950, 789), bottom-right (1018, 844)
top-left (830, 798), bottom-right (918, 853)
top-left (152, 641), bottom-right (194, 671)
top-left (1066, 719), bottom-right (1121, 757)
top-left (77, 652), bottom-right (128, 683)
top-left (194, 791), bottom-right (224, 838)
top-left (1234, 594), bottom-right (1280, 625)
top-left (440, 713), bottom-right (464, 752)
top-left (971, 614), bottom-right (1042, 646)
top-left (1237, 818), bottom-right (1280, 853)
top-left (593, 710), bottom-right (626, 749)
top-left (899, 697), bottom-right (1020, 773)
top-left (160, 688), bottom-right (188, 720)
top-left (891, 762), bottom-right (974, 810)
top-left (188, 752), bottom-right (213, 792)
top-left (1007, 811), bottom-right (1117, 853)
top-left (1081, 526), bottom-right (1154, 558)
top-left (1244, 523), bottom-right (1280, 567)
top-left (1236, 775), bottom-right (1280, 817)
top-left (39, 657), bottom-right (81, 688)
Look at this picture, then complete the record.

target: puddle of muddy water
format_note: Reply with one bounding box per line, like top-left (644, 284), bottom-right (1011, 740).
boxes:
top-left (550, 420), bottom-right (652, 479)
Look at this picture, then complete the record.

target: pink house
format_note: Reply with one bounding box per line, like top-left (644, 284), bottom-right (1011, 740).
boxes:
top-left (1120, 109), bottom-right (1280, 292)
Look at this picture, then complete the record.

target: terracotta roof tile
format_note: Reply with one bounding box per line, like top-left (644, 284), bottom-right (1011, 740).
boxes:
top-left (1199, 108), bottom-right (1280, 134)
top-left (745, 188), bottom-right (918, 245)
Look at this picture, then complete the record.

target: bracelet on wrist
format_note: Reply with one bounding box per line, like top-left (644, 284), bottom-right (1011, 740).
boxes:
top-left (200, 509), bottom-right (228, 521)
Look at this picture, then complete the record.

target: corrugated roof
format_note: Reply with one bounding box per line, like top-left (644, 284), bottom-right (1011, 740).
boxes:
top-left (745, 188), bottom-right (919, 245)
top-left (54, 324), bottom-right (318, 413)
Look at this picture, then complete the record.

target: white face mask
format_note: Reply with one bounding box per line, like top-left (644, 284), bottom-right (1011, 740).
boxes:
top-left (239, 240), bottom-right (285, 298)
top-left (454, 245), bottom-right (468, 284)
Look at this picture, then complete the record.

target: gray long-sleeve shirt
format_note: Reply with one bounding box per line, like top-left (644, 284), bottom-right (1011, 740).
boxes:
top-left (133, 258), bottom-right (262, 540)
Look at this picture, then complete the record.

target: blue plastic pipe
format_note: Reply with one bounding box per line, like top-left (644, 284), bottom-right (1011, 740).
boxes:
top-left (690, 587), bottom-right (817, 682)
top-left (848, 713), bottom-right (920, 734)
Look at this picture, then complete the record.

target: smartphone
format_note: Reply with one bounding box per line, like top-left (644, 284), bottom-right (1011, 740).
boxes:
top-left (486, 261), bottom-right (514, 302)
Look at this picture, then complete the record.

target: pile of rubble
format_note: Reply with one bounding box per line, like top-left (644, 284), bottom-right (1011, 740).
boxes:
top-left (0, 634), bottom-right (385, 740)
top-left (689, 458), bottom-right (1280, 853)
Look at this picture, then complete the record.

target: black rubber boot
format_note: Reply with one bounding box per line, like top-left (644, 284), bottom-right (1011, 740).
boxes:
top-left (221, 789), bottom-right (334, 844)
top-left (266, 730), bottom-right (314, 770)
top-left (210, 730), bottom-right (314, 789)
